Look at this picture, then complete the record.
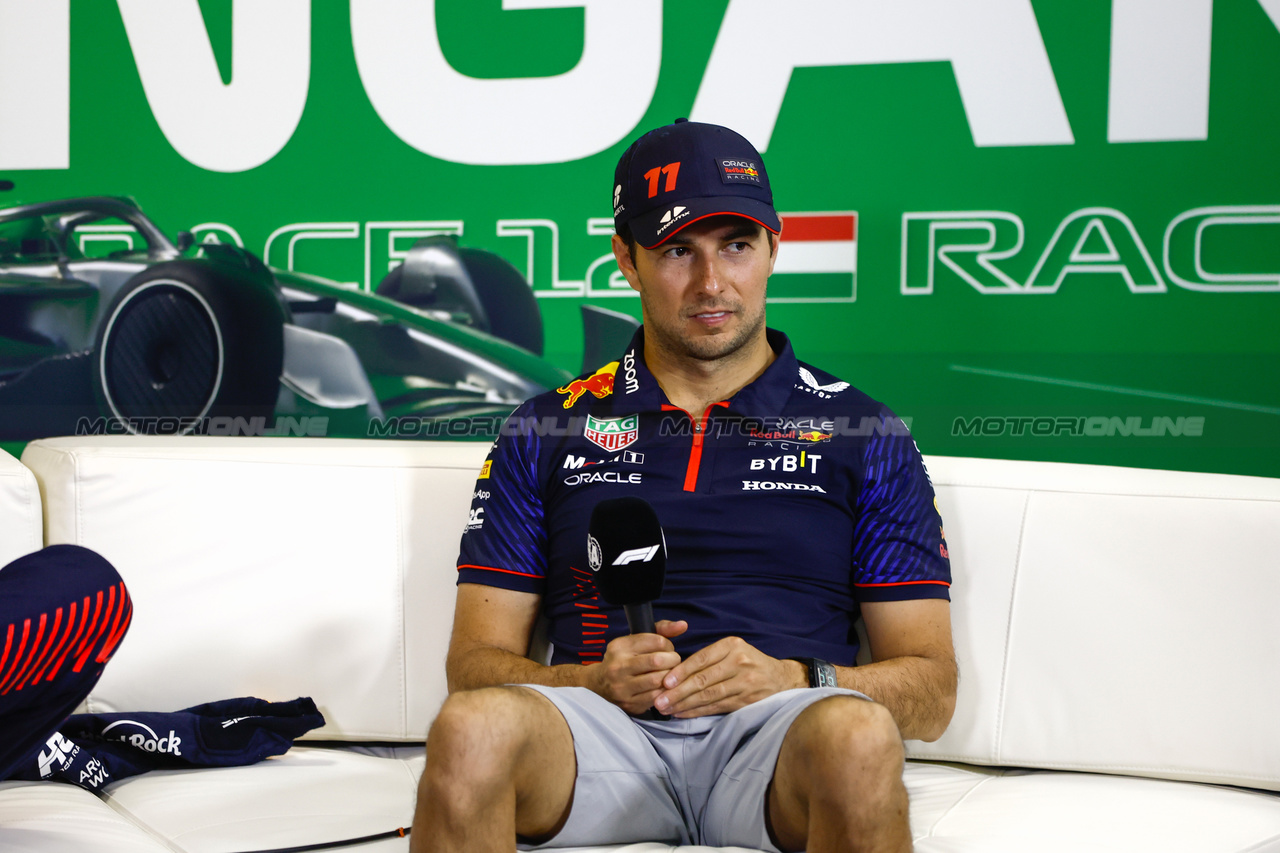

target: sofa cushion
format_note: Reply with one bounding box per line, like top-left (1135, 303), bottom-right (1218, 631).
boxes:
top-left (915, 456), bottom-right (1280, 791)
top-left (0, 780), bottom-right (173, 852)
top-left (21, 436), bottom-right (490, 742)
top-left (98, 745), bottom-right (423, 853)
top-left (0, 447), bottom-right (41, 569)
top-left (8, 752), bottom-right (1279, 852)
top-left (907, 762), bottom-right (1280, 852)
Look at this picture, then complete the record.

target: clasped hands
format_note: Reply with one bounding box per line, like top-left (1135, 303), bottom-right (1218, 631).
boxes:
top-left (584, 619), bottom-right (804, 717)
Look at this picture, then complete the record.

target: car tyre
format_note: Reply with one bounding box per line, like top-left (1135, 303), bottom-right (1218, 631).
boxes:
top-left (92, 263), bottom-right (285, 433)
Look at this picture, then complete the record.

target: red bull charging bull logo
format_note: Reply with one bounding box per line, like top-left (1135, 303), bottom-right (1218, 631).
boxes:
top-left (558, 362), bottom-right (619, 409)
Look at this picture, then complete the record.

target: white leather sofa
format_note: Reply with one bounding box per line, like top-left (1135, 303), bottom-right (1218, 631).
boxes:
top-left (1, 436), bottom-right (1278, 853)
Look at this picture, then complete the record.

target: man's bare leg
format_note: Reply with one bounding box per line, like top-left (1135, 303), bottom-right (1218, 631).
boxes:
top-left (411, 686), bottom-right (577, 853)
top-left (767, 696), bottom-right (911, 853)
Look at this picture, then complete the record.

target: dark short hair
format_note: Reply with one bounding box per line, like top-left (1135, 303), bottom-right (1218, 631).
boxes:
top-left (616, 221), bottom-right (638, 267)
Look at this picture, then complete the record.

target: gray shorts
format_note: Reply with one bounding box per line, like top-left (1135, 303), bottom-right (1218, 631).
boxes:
top-left (517, 685), bottom-right (868, 851)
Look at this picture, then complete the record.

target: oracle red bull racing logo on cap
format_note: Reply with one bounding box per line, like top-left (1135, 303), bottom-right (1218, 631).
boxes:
top-left (558, 362), bottom-right (618, 409)
top-left (720, 158), bottom-right (763, 185)
top-left (584, 413), bottom-right (639, 452)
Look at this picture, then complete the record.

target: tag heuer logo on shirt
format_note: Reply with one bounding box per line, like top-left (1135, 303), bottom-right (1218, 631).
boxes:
top-left (584, 414), bottom-right (639, 452)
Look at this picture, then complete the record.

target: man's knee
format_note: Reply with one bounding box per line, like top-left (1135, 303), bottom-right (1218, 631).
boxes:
top-left (425, 687), bottom-right (560, 784)
top-left (421, 686), bottom-right (577, 838)
top-left (788, 696), bottom-right (904, 784)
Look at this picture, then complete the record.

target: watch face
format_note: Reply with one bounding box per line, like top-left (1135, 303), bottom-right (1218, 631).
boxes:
top-left (816, 661), bottom-right (838, 688)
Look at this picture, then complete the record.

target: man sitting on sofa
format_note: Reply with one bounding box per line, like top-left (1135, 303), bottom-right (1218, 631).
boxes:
top-left (411, 120), bottom-right (957, 853)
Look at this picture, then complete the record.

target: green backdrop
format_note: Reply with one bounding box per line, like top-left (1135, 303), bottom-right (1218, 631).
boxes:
top-left (3, 0), bottom-right (1277, 476)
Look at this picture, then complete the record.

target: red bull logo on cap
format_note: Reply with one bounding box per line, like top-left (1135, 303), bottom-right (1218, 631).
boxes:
top-left (558, 362), bottom-right (619, 409)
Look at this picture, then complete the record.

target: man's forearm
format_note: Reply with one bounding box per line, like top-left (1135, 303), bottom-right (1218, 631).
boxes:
top-left (835, 654), bottom-right (957, 742)
top-left (446, 644), bottom-right (590, 694)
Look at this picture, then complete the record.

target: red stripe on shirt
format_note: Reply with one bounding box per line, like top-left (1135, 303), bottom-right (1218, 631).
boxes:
top-left (74, 588), bottom-right (113, 673)
top-left (663, 402), bottom-right (728, 492)
top-left (4, 613), bottom-right (46, 694)
top-left (0, 619), bottom-right (31, 693)
top-left (97, 585), bottom-right (132, 664)
top-left (0, 623), bottom-right (12, 679)
top-left (32, 603), bottom-right (76, 685)
top-left (47, 597), bottom-right (91, 682)
top-left (16, 607), bottom-right (62, 692)
top-left (457, 564), bottom-right (541, 579)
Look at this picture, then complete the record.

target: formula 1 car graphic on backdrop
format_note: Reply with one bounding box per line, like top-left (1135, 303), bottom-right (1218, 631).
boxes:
top-left (0, 192), bottom-right (631, 441)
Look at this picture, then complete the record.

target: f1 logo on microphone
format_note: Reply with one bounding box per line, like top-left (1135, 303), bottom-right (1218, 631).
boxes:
top-left (613, 545), bottom-right (660, 565)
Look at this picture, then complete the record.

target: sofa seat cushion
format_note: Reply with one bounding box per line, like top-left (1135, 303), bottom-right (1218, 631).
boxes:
top-left (99, 745), bottom-right (422, 853)
top-left (0, 780), bottom-right (172, 852)
top-left (6, 752), bottom-right (1276, 852)
top-left (907, 762), bottom-right (1280, 852)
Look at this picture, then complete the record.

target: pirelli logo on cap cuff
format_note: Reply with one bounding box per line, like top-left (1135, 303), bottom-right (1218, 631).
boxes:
top-left (719, 156), bottom-right (762, 186)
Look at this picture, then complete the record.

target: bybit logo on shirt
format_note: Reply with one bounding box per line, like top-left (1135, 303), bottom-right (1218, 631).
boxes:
top-left (749, 452), bottom-right (821, 474)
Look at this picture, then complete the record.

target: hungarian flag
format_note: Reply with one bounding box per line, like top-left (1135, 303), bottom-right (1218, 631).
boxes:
top-left (770, 212), bottom-right (858, 302)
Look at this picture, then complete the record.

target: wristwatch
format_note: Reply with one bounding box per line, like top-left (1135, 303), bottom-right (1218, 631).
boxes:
top-left (790, 657), bottom-right (838, 688)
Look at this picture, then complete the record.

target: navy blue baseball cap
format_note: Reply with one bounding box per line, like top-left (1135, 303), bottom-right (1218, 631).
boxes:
top-left (613, 119), bottom-right (781, 248)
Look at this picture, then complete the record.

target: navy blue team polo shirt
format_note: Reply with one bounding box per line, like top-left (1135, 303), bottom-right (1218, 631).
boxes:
top-left (457, 328), bottom-right (950, 667)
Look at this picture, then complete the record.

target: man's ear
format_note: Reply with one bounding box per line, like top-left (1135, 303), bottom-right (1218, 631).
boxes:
top-left (611, 234), bottom-right (642, 293)
top-left (767, 228), bottom-right (780, 275)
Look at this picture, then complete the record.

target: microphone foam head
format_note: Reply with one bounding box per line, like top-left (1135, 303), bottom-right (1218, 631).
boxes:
top-left (587, 496), bottom-right (666, 605)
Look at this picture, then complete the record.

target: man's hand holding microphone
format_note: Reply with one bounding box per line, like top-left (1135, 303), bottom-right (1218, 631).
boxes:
top-left (586, 497), bottom-right (806, 720)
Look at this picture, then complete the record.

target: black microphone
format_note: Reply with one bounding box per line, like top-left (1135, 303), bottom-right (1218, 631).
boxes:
top-left (588, 496), bottom-right (667, 633)
top-left (588, 496), bottom-right (670, 720)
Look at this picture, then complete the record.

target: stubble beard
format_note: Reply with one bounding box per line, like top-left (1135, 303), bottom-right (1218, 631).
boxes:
top-left (646, 297), bottom-right (767, 364)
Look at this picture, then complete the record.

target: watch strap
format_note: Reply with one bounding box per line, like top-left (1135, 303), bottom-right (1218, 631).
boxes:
top-left (790, 657), bottom-right (838, 688)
